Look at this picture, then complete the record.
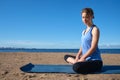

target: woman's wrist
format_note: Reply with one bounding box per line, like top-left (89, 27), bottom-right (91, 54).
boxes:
top-left (80, 55), bottom-right (86, 60)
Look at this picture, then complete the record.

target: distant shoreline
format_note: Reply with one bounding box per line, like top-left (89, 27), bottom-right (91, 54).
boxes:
top-left (0, 48), bottom-right (120, 53)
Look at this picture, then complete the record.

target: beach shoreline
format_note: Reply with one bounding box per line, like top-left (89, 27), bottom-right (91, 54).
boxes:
top-left (0, 52), bottom-right (120, 80)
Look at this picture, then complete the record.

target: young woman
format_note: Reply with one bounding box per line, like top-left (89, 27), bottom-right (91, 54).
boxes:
top-left (64, 8), bottom-right (103, 74)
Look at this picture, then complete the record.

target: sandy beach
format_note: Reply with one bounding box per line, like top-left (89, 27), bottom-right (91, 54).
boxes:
top-left (0, 52), bottom-right (120, 80)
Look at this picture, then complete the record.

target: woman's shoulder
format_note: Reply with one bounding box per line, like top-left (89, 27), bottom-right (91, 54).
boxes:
top-left (93, 25), bottom-right (99, 31)
top-left (92, 25), bottom-right (100, 34)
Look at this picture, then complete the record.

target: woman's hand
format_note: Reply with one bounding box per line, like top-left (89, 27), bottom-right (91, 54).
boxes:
top-left (78, 57), bottom-right (86, 62)
top-left (74, 58), bottom-right (79, 63)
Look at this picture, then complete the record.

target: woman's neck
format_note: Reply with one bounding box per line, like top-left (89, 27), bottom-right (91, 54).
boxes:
top-left (86, 22), bottom-right (93, 28)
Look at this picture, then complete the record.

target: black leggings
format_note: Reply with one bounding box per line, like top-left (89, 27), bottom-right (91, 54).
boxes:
top-left (64, 55), bottom-right (103, 74)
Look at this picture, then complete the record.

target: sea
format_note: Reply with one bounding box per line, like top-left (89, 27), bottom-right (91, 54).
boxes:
top-left (0, 48), bottom-right (120, 54)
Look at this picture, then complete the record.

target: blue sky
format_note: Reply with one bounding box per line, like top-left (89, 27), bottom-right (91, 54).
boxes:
top-left (0, 0), bottom-right (120, 49)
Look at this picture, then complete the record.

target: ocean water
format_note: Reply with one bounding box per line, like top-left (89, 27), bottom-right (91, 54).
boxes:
top-left (0, 48), bottom-right (120, 54)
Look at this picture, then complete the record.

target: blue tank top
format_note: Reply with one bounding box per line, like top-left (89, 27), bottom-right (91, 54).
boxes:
top-left (81, 25), bottom-right (102, 61)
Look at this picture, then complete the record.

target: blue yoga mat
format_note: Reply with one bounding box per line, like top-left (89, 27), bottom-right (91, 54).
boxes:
top-left (20, 63), bottom-right (120, 74)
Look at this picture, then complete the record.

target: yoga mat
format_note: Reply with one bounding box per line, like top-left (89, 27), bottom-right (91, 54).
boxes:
top-left (20, 63), bottom-right (120, 74)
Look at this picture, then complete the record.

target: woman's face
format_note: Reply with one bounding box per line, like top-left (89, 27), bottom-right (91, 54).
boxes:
top-left (82, 12), bottom-right (92, 25)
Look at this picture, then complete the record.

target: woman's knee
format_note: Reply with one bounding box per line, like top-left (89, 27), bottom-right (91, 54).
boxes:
top-left (73, 62), bottom-right (86, 73)
top-left (73, 63), bottom-right (80, 73)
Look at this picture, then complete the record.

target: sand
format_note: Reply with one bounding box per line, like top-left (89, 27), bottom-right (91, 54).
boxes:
top-left (0, 52), bottom-right (120, 80)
